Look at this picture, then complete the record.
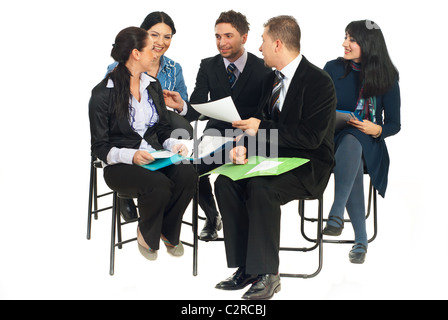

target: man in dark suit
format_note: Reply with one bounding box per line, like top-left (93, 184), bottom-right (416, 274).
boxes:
top-left (214, 16), bottom-right (336, 300)
top-left (185, 10), bottom-right (272, 241)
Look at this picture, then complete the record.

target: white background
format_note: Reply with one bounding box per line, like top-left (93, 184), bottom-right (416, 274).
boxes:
top-left (0, 0), bottom-right (446, 300)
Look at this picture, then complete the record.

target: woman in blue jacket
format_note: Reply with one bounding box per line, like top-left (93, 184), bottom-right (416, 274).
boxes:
top-left (323, 20), bottom-right (401, 264)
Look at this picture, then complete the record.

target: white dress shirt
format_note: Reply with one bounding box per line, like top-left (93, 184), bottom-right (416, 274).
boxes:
top-left (276, 54), bottom-right (302, 111)
top-left (223, 49), bottom-right (248, 81)
top-left (105, 73), bottom-right (180, 165)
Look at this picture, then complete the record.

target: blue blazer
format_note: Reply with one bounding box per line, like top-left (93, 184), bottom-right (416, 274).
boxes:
top-left (324, 58), bottom-right (401, 196)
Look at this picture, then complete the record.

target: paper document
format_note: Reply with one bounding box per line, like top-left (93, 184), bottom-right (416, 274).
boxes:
top-left (150, 150), bottom-right (177, 159)
top-left (202, 156), bottom-right (310, 181)
top-left (246, 160), bottom-right (282, 175)
top-left (191, 96), bottom-right (241, 123)
top-left (193, 135), bottom-right (235, 159)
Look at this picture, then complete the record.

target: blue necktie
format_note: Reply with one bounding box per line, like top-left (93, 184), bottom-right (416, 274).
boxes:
top-left (227, 63), bottom-right (237, 88)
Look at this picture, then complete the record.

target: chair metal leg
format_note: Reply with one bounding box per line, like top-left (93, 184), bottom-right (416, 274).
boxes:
top-left (300, 182), bottom-right (378, 245)
top-left (110, 192), bottom-right (118, 276)
top-left (87, 159), bottom-right (95, 240)
top-left (116, 199), bottom-right (123, 250)
top-left (180, 166), bottom-right (200, 276)
top-left (280, 198), bottom-right (323, 279)
top-left (369, 187), bottom-right (378, 243)
top-left (192, 188), bottom-right (199, 276)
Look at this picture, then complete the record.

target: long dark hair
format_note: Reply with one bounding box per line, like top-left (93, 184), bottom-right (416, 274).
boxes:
top-left (140, 11), bottom-right (176, 34)
top-left (109, 27), bottom-right (149, 119)
top-left (341, 20), bottom-right (399, 98)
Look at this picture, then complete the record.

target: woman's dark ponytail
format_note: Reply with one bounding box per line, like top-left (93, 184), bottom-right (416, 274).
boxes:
top-left (108, 27), bottom-right (148, 119)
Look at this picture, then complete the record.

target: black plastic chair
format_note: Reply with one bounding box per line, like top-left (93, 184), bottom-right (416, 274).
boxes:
top-left (86, 154), bottom-right (113, 240)
top-left (86, 154), bottom-right (199, 276)
top-left (300, 174), bottom-right (378, 245)
top-left (279, 196), bottom-right (324, 279)
top-left (108, 192), bottom-right (199, 276)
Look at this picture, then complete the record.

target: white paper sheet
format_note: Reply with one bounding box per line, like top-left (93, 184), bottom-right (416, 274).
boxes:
top-left (245, 161), bottom-right (283, 175)
top-left (191, 96), bottom-right (241, 123)
top-left (150, 150), bottom-right (177, 159)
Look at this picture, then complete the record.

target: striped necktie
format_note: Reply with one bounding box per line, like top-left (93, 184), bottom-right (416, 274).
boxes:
top-left (270, 70), bottom-right (284, 121)
top-left (227, 63), bottom-right (237, 88)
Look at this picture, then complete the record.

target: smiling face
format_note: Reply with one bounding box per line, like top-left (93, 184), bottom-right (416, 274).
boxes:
top-left (147, 22), bottom-right (173, 57)
top-left (342, 32), bottom-right (362, 63)
top-left (215, 22), bottom-right (247, 62)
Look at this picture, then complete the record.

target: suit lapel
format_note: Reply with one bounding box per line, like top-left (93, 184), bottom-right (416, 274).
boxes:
top-left (278, 56), bottom-right (309, 121)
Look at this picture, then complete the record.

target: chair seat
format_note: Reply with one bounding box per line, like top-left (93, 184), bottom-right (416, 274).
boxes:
top-left (117, 193), bottom-right (133, 199)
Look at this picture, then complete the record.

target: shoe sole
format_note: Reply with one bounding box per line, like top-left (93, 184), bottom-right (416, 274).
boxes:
top-left (215, 280), bottom-right (255, 291)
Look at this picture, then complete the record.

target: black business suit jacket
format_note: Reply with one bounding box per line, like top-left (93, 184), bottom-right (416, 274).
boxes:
top-left (186, 52), bottom-right (272, 135)
top-left (257, 56), bottom-right (337, 197)
top-left (89, 76), bottom-right (173, 164)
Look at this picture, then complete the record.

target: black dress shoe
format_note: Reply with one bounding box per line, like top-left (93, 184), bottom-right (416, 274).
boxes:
top-left (119, 198), bottom-right (138, 222)
top-left (323, 215), bottom-right (344, 236)
top-left (349, 243), bottom-right (367, 264)
top-left (215, 267), bottom-right (258, 291)
top-left (199, 216), bottom-right (222, 241)
top-left (242, 274), bottom-right (281, 300)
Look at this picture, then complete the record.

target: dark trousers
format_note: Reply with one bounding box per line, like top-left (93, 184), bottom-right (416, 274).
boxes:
top-left (214, 172), bottom-right (310, 275)
top-left (104, 163), bottom-right (197, 250)
top-left (195, 147), bottom-right (229, 222)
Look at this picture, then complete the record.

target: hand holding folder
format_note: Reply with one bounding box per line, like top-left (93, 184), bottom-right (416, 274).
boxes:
top-left (335, 110), bottom-right (363, 131)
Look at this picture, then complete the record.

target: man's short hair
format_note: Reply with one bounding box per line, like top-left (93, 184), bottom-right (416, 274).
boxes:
top-left (264, 15), bottom-right (301, 52)
top-left (215, 10), bottom-right (250, 35)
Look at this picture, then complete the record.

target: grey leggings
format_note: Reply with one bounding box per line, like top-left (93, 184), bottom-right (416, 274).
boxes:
top-left (328, 134), bottom-right (367, 247)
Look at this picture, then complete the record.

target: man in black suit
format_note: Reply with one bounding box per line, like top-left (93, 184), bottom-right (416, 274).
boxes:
top-left (214, 16), bottom-right (336, 300)
top-left (185, 10), bottom-right (272, 241)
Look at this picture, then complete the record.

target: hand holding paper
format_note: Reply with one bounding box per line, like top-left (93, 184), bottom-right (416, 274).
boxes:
top-left (191, 96), bottom-right (241, 123)
top-left (232, 118), bottom-right (261, 136)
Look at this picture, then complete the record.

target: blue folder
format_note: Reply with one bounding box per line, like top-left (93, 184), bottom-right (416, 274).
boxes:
top-left (141, 154), bottom-right (186, 171)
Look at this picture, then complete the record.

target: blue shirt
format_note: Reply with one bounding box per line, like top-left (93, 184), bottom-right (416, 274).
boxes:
top-left (106, 55), bottom-right (189, 101)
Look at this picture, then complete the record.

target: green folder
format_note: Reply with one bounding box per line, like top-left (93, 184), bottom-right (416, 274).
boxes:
top-left (202, 156), bottom-right (310, 181)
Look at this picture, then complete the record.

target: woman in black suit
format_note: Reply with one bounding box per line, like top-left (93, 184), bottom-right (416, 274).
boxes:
top-left (89, 27), bottom-right (197, 261)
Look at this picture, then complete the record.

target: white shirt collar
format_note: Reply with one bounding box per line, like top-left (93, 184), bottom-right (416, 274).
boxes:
top-left (278, 53), bottom-right (302, 81)
top-left (106, 72), bottom-right (157, 88)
